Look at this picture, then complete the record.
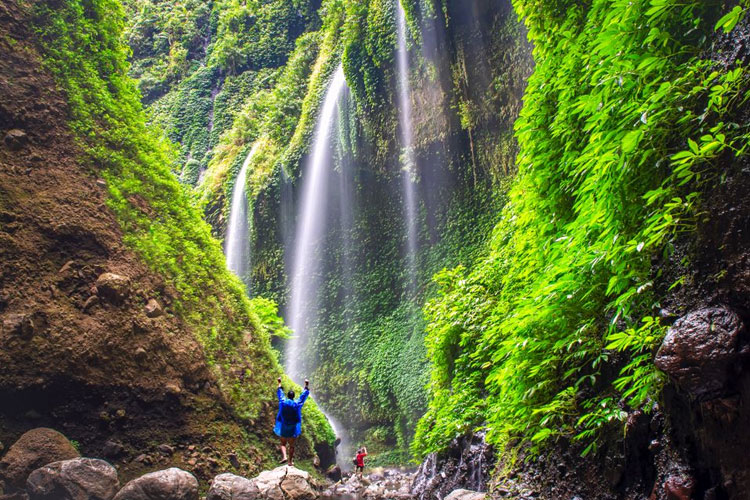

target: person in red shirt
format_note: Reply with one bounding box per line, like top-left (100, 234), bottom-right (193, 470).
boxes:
top-left (355, 446), bottom-right (367, 476)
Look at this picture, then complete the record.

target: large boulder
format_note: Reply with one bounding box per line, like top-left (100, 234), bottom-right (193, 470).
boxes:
top-left (253, 467), bottom-right (315, 500)
top-left (112, 468), bottom-right (197, 500)
top-left (0, 428), bottom-right (80, 490)
top-left (655, 306), bottom-right (747, 399)
top-left (26, 458), bottom-right (119, 500)
top-left (206, 473), bottom-right (259, 500)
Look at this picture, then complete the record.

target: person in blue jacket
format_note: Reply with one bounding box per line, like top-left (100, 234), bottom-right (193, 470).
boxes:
top-left (274, 376), bottom-right (309, 466)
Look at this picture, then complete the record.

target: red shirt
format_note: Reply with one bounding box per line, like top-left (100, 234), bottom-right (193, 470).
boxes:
top-left (356, 452), bottom-right (367, 467)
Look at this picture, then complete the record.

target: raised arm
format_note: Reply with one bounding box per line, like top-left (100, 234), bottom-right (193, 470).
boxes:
top-left (297, 379), bottom-right (310, 405)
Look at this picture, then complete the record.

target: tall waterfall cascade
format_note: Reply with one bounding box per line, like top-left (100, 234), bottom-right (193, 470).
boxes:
top-left (285, 64), bottom-right (353, 467)
top-left (225, 142), bottom-right (259, 287)
top-left (396, 0), bottom-right (419, 294)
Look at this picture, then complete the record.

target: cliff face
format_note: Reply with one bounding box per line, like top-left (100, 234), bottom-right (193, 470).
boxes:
top-left (0, 0), bottom-right (331, 483)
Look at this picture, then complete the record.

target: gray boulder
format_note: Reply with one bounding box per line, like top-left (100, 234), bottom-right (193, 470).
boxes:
top-left (206, 473), bottom-right (259, 500)
top-left (26, 458), bottom-right (119, 500)
top-left (0, 428), bottom-right (80, 490)
top-left (112, 468), bottom-right (197, 500)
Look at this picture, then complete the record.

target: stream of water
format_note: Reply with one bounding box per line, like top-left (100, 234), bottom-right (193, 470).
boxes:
top-left (285, 64), bottom-right (353, 468)
top-left (396, 0), bottom-right (419, 295)
top-left (225, 142), bottom-right (259, 287)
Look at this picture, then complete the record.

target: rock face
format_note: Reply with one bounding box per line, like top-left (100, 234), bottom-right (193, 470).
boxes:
top-left (113, 468), bottom-right (197, 500)
top-left (206, 473), bottom-right (259, 500)
top-left (26, 457), bottom-right (119, 500)
top-left (411, 432), bottom-right (492, 500)
top-left (0, 428), bottom-right (80, 490)
top-left (655, 306), bottom-right (747, 399)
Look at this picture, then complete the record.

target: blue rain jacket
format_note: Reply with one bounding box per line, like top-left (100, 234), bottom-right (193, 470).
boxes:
top-left (274, 387), bottom-right (309, 438)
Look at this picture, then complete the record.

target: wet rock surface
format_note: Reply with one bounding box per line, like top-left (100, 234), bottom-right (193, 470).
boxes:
top-left (321, 469), bottom-right (414, 499)
top-left (411, 432), bottom-right (492, 500)
top-left (112, 468), bottom-right (197, 500)
top-left (206, 473), bottom-right (259, 500)
top-left (0, 428), bottom-right (80, 491)
top-left (655, 306), bottom-right (748, 400)
top-left (26, 458), bottom-right (119, 500)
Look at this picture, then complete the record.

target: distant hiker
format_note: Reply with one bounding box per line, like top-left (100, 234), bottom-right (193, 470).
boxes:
top-left (275, 376), bottom-right (310, 467)
top-left (355, 446), bottom-right (367, 476)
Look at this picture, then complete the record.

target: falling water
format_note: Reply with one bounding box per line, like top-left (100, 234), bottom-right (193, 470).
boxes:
top-left (225, 142), bottom-right (259, 287)
top-left (287, 65), bottom-right (347, 380)
top-left (286, 65), bottom-right (350, 466)
top-left (396, 0), bottom-right (419, 294)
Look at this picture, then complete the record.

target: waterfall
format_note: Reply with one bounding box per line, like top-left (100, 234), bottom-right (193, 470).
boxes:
top-left (396, 0), bottom-right (419, 294)
top-left (286, 64), bottom-right (350, 466)
top-left (225, 142), bottom-right (259, 287)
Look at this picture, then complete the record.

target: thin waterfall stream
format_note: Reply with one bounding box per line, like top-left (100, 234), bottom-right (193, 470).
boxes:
top-left (396, 0), bottom-right (419, 294)
top-left (285, 64), bottom-right (353, 468)
top-left (225, 142), bottom-right (259, 287)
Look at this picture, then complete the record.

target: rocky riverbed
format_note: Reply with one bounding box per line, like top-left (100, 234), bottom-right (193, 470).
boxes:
top-left (0, 428), bottom-right (490, 500)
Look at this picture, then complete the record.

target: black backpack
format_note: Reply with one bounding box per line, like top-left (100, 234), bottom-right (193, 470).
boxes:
top-left (281, 404), bottom-right (300, 424)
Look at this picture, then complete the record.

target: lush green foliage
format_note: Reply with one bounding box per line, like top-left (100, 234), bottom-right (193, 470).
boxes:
top-left (124, 0), bottom-right (322, 186)
top-left (414, 0), bottom-right (750, 458)
top-left (31, 0), bottom-right (333, 452)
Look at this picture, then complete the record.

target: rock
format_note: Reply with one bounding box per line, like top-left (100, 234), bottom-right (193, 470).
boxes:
top-left (113, 468), bottom-right (197, 500)
top-left (0, 428), bottom-right (80, 490)
top-left (326, 465), bottom-right (342, 482)
top-left (58, 261), bottom-right (75, 274)
top-left (102, 442), bottom-right (125, 459)
top-left (253, 467), bottom-right (314, 500)
top-left (206, 473), bottom-right (259, 500)
top-left (2, 314), bottom-right (35, 339)
top-left (144, 299), bottom-right (163, 318)
top-left (26, 458), bottom-right (119, 500)
top-left (228, 453), bottom-right (240, 469)
top-left (165, 383), bottom-right (182, 395)
top-left (4, 129), bottom-right (28, 151)
top-left (157, 444), bottom-right (174, 456)
top-left (444, 489), bottom-right (486, 500)
top-left (655, 306), bottom-right (747, 399)
top-left (280, 471), bottom-right (315, 500)
top-left (664, 473), bottom-right (696, 500)
top-left (95, 273), bottom-right (130, 304)
top-left (82, 296), bottom-right (98, 312)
